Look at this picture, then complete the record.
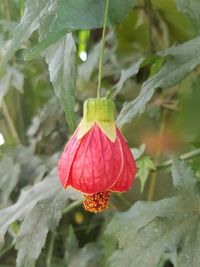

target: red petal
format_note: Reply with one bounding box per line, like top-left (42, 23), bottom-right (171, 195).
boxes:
top-left (70, 124), bottom-right (122, 194)
top-left (58, 129), bottom-right (80, 189)
top-left (109, 128), bottom-right (136, 192)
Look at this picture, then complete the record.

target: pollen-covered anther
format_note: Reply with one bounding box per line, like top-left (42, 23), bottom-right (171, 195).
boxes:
top-left (83, 191), bottom-right (111, 213)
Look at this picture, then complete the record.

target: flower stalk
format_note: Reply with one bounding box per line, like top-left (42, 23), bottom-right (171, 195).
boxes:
top-left (97, 0), bottom-right (110, 98)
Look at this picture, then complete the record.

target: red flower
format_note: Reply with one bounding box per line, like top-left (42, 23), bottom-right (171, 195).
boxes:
top-left (58, 98), bottom-right (136, 213)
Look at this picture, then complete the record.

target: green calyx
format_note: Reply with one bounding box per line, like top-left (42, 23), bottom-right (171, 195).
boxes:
top-left (78, 98), bottom-right (117, 142)
top-left (83, 98), bottom-right (115, 122)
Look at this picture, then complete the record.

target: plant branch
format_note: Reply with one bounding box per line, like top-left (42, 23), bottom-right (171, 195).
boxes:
top-left (156, 148), bottom-right (200, 170)
top-left (45, 200), bottom-right (82, 267)
top-left (144, 0), bottom-right (155, 54)
top-left (97, 0), bottom-right (110, 98)
top-left (62, 200), bottom-right (82, 215)
top-left (147, 110), bottom-right (167, 201)
top-left (1, 100), bottom-right (20, 144)
top-left (46, 232), bottom-right (56, 267)
top-left (0, 239), bottom-right (15, 258)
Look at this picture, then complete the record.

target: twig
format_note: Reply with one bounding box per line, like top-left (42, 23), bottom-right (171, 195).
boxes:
top-left (0, 239), bottom-right (15, 258)
top-left (144, 0), bottom-right (155, 54)
top-left (156, 148), bottom-right (200, 170)
top-left (115, 193), bottom-right (132, 207)
top-left (62, 200), bottom-right (82, 215)
top-left (97, 0), bottom-right (110, 98)
top-left (46, 232), bottom-right (56, 267)
top-left (1, 100), bottom-right (20, 144)
top-left (147, 110), bottom-right (167, 201)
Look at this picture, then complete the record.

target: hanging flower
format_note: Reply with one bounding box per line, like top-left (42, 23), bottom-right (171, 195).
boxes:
top-left (58, 98), bottom-right (136, 213)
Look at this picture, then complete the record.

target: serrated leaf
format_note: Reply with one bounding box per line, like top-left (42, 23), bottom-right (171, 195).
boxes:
top-left (45, 34), bottom-right (77, 133)
top-left (117, 36), bottom-right (200, 127)
top-left (1, 0), bottom-right (49, 66)
top-left (24, 31), bottom-right (65, 61)
top-left (24, 0), bottom-right (63, 61)
top-left (105, 159), bottom-right (200, 267)
top-left (0, 156), bottom-right (20, 207)
top-left (172, 159), bottom-right (197, 195)
top-left (25, 0), bottom-right (139, 60)
top-left (0, 169), bottom-right (80, 246)
top-left (0, 67), bottom-right (24, 101)
top-left (10, 67), bottom-right (24, 93)
top-left (176, 0), bottom-right (200, 34)
top-left (16, 188), bottom-right (77, 267)
top-left (13, 145), bottom-right (47, 184)
top-left (65, 226), bottom-right (79, 256)
top-left (68, 243), bottom-right (104, 267)
top-left (65, 226), bottom-right (103, 267)
top-left (50, 0), bottom-right (139, 33)
top-left (113, 58), bottom-right (144, 96)
top-left (131, 144), bottom-right (145, 160)
top-left (0, 71), bottom-right (11, 102)
top-left (137, 156), bottom-right (155, 191)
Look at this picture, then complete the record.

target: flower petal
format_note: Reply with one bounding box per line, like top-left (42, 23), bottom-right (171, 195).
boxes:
top-left (109, 128), bottom-right (136, 192)
top-left (58, 130), bottom-right (80, 189)
top-left (70, 124), bottom-right (123, 194)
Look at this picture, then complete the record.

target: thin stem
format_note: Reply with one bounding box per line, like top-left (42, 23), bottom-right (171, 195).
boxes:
top-left (115, 193), bottom-right (132, 207)
top-left (20, 0), bottom-right (25, 16)
top-left (45, 200), bottom-right (82, 267)
top-left (0, 239), bottom-right (15, 258)
top-left (147, 110), bottom-right (167, 201)
top-left (62, 200), bottom-right (82, 215)
top-left (16, 92), bottom-right (25, 144)
top-left (46, 232), bottom-right (56, 267)
top-left (97, 0), bottom-right (110, 98)
top-left (144, 0), bottom-right (155, 54)
top-left (1, 100), bottom-right (20, 144)
top-left (156, 148), bottom-right (200, 170)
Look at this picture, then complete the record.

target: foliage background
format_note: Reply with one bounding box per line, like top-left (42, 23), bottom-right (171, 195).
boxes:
top-left (1, 0), bottom-right (200, 266)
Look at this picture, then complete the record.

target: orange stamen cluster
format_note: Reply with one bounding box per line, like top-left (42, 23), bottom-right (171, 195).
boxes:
top-left (83, 191), bottom-right (110, 213)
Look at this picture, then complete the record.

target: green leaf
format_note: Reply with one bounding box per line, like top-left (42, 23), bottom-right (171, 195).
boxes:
top-left (65, 226), bottom-right (79, 258)
top-left (117, 36), bottom-right (200, 127)
top-left (68, 243), bottom-right (103, 267)
top-left (113, 58), bottom-right (144, 96)
top-left (25, 0), bottom-right (139, 60)
top-left (136, 156), bottom-right (155, 191)
top-left (105, 159), bottom-right (200, 267)
top-left (65, 226), bottom-right (104, 267)
top-left (45, 34), bottom-right (77, 133)
top-left (10, 68), bottom-right (24, 93)
top-left (131, 144), bottom-right (145, 160)
top-left (0, 71), bottom-right (11, 102)
top-left (172, 159), bottom-right (197, 195)
top-left (50, 0), bottom-right (139, 33)
top-left (13, 145), bottom-right (47, 184)
top-left (105, 198), bottom-right (179, 267)
top-left (24, 0), bottom-right (63, 61)
top-left (176, 0), bottom-right (200, 34)
top-left (1, 0), bottom-right (49, 66)
top-left (0, 67), bottom-right (24, 101)
top-left (0, 169), bottom-right (80, 246)
top-left (0, 156), bottom-right (20, 207)
top-left (24, 31), bottom-right (66, 61)
top-left (16, 189), bottom-right (77, 267)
